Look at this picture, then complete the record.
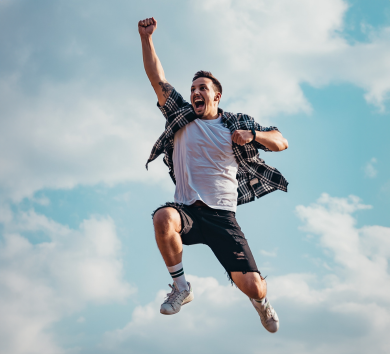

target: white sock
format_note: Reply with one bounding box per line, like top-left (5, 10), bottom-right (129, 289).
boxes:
top-left (167, 262), bottom-right (189, 292)
top-left (254, 297), bottom-right (267, 306)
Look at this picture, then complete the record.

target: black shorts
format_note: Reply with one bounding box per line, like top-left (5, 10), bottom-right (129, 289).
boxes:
top-left (152, 202), bottom-right (260, 282)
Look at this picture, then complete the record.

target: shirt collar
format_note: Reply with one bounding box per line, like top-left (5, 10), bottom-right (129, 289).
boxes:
top-left (218, 107), bottom-right (227, 121)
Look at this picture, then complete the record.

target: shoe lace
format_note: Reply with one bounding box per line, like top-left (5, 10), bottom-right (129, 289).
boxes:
top-left (266, 307), bottom-right (272, 319)
top-left (163, 284), bottom-right (179, 304)
top-left (265, 303), bottom-right (275, 320)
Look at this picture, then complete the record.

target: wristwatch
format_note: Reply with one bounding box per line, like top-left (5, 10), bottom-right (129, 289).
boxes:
top-left (251, 127), bottom-right (256, 142)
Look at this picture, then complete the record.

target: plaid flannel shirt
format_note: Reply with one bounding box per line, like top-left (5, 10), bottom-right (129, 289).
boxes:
top-left (146, 88), bottom-right (288, 206)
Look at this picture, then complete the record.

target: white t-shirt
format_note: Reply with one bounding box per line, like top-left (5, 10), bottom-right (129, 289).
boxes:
top-left (173, 116), bottom-right (238, 212)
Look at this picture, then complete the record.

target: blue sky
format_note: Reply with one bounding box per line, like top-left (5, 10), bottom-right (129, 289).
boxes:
top-left (1, 1), bottom-right (390, 353)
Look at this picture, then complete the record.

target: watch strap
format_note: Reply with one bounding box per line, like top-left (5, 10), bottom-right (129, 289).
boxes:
top-left (251, 127), bottom-right (256, 142)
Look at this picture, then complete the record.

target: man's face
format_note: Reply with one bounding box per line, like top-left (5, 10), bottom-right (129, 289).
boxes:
top-left (191, 77), bottom-right (220, 118)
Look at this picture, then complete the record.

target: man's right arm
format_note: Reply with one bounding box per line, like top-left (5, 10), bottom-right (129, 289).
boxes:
top-left (138, 17), bottom-right (173, 107)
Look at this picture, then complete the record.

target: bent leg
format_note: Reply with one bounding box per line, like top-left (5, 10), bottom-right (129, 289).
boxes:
top-left (153, 207), bottom-right (193, 315)
top-left (231, 271), bottom-right (267, 299)
top-left (153, 207), bottom-right (183, 266)
top-left (232, 271), bottom-right (279, 333)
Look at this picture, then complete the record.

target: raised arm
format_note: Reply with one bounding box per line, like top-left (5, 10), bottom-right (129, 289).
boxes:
top-left (138, 17), bottom-right (173, 106)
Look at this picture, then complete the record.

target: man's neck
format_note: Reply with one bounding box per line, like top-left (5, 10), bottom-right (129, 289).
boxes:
top-left (201, 110), bottom-right (220, 120)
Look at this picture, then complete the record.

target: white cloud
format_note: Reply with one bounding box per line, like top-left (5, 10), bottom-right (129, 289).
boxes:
top-left (31, 195), bottom-right (51, 206)
top-left (0, 78), bottom-right (170, 201)
top-left (260, 248), bottom-right (277, 257)
top-left (364, 157), bottom-right (378, 178)
top-left (292, 194), bottom-right (390, 348)
top-left (0, 207), bottom-right (134, 354)
top-left (100, 275), bottom-right (249, 354)
top-left (99, 193), bottom-right (390, 354)
top-left (191, 0), bottom-right (390, 116)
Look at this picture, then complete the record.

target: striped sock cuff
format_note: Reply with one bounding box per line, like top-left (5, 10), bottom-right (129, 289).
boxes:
top-left (170, 268), bottom-right (184, 278)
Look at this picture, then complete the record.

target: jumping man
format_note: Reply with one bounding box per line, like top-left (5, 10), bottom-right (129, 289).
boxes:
top-left (139, 17), bottom-right (289, 333)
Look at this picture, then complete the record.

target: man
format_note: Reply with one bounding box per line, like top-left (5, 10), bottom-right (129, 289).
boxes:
top-left (139, 17), bottom-right (288, 333)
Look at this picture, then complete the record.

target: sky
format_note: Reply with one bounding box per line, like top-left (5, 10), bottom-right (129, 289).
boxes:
top-left (0, 0), bottom-right (390, 353)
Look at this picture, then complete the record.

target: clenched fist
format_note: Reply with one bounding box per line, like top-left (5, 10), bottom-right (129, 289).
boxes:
top-left (232, 130), bottom-right (255, 146)
top-left (138, 17), bottom-right (157, 36)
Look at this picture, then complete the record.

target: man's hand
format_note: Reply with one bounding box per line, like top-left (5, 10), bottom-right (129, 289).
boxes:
top-left (232, 130), bottom-right (254, 146)
top-left (138, 17), bottom-right (157, 37)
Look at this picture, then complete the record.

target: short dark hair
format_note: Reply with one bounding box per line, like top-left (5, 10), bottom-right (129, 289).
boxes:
top-left (192, 70), bottom-right (222, 95)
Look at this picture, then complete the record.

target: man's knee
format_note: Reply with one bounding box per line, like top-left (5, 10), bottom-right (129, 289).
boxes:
top-left (153, 207), bottom-right (182, 235)
top-left (232, 271), bottom-right (267, 299)
top-left (246, 276), bottom-right (267, 299)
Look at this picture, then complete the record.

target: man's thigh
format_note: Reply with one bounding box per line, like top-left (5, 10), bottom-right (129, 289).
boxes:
top-left (202, 210), bottom-right (260, 278)
top-left (152, 202), bottom-right (204, 245)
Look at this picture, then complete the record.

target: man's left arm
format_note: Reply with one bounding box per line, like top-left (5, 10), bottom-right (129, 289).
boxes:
top-left (232, 129), bottom-right (288, 151)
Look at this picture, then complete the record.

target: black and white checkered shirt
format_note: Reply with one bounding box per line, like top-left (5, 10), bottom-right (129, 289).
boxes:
top-left (146, 88), bottom-right (288, 206)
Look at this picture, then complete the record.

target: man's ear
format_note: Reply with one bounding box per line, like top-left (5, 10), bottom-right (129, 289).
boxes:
top-left (214, 92), bottom-right (222, 103)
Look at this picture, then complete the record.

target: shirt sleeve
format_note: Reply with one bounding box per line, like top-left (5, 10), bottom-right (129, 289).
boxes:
top-left (157, 88), bottom-right (193, 121)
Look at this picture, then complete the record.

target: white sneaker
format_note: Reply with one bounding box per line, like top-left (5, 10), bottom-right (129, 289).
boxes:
top-left (160, 282), bottom-right (194, 315)
top-left (250, 297), bottom-right (279, 333)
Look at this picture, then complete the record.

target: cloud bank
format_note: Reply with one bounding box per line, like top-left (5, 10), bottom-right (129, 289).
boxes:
top-left (1, 0), bottom-right (390, 200)
top-left (0, 206), bottom-right (134, 354)
top-left (99, 193), bottom-right (390, 354)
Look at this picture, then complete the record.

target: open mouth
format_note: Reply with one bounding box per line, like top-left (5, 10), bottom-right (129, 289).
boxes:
top-left (194, 99), bottom-right (205, 110)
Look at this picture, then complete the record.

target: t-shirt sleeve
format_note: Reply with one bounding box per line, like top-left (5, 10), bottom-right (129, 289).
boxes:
top-left (157, 88), bottom-right (193, 122)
